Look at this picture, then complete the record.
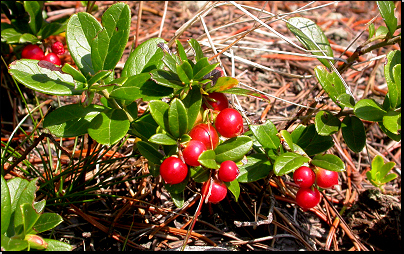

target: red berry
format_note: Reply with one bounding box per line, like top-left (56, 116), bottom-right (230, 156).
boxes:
top-left (315, 168), bottom-right (339, 189)
top-left (203, 179), bottom-right (227, 204)
top-left (43, 53), bottom-right (61, 66)
top-left (214, 108), bottom-right (243, 138)
top-left (182, 140), bottom-right (207, 167)
top-left (51, 41), bottom-right (65, 55)
top-left (293, 166), bottom-right (315, 188)
top-left (295, 187), bottom-right (321, 211)
top-left (160, 157), bottom-right (188, 184)
top-left (188, 123), bottom-right (219, 150)
top-left (203, 92), bottom-right (229, 111)
top-left (21, 44), bottom-right (45, 60)
top-left (218, 160), bottom-right (239, 182)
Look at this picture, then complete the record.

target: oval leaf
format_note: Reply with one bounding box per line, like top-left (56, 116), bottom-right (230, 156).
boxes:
top-left (168, 98), bottom-right (188, 138)
top-left (294, 124), bottom-right (334, 156)
top-left (249, 121), bottom-right (280, 150)
top-left (225, 180), bottom-right (240, 202)
top-left (311, 154), bottom-right (345, 172)
top-left (149, 100), bottom-right (170, 131)
top-left (314, 65), bottom-right (347, 108)
top-left (88, 108), bottom-right (130, 145)
top-left (148, 133), bottom-right (177, 145)
top-left (237, 154), bottom-right (272, 183)
top-left (377, 1), bottom-right (398, 35)
top-left (354, 98), bottom-right (387, 122)
top-left (214, 136), bottom-right (253, 163)
top-left (341, 116), bottom-right (366, 153)
top-left (137, 141), bottom-right (164, 164)
top-left (315, 111), bottom-right (341, 136)
top-left (1, 175), bottom-right (11, 235)
top-left (384, 50), bottom-right (401, 109)
top-left (274, 152), bottom-right (310, 176)
top-left (198, 150), bottom-right (219, 169)
top-left (182, 88), bottom-right (202, 132)
top-left (43, 239), bottom-right (73, 251)
top-left (150, 69), bottom-right (184, 89)
top-left (382, 110), bottom-right (401, 135)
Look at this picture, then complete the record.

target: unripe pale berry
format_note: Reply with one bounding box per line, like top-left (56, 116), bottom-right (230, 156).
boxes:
top-left (160, 157), bottom-right (188, 184)
top-left (218, 160), bottom-right (239, 182)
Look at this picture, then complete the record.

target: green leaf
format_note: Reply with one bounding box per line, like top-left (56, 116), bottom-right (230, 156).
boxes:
top-left (122, 37), bottom-right (166, 77)
top-left (182, 88), bottom-right (202, 132)
top-left (149, 100), bottom-right (170, 132)
top-left (383, 110), bottom-right (401, 135)
top-left (336, 93), bottom-right (356, 108)
top-left (291, 124), bottom-right (306, 143)
top-left (61, 63), bottom-right (87, 84)
top-left (28, 213), bottom-right (64, 234)
top-left (273, 152), bottom-right (310, 176)
top-left (21, 203), bottom-right (40, 234)
top-left (190, 166), bottom-right (210, 183)
top-left (136, 141), bottom-right (163, 164)
top-left (6, 177), bottom-right (29, 215)
top-left (43, 104), bottom-right (107, 137)
top-left (161, 50), bottom-right (180, 73)
top-left (131, 113), bottom-right (159, 140)
top-left (150, 69), bottom-right (184, 89)
top-left (215, 136), bottom-right (253, 163)
top-left (164, 175), bottom-right (189, 194)
top-left (341, 116), bottom-right (366, 153)
top-left (1, 234), bottom-right (28, 251)
top-left (368, 23), bottom-right (375, 39)
top-left (33, 200), bottom-right (46, 214)
top-left (91, 3), bottom-right (130, 72)
top-left (378, 121), bottom-right (401, 141)
top-left (287, 17), bottom-right (334, 69)
top-left (375, 26), bottom-right (389, 37)
top-left (8, 59), bottom-right (82, 95)
top-left (225, 180), bottom-right (240, 202)
top-left (376, 1), bottom-right (398, 35)
top-left (176, 39), bottom-right (188, 62)
top-left (193, 60), bottom-right (219, 81)
top-left (206, 77), bottom-right (239, 93)
top-left (149, 133), bottom-right (177, 145)
top-left (384, 50), bottom-right (401, 108)
top-left (169, 191), bottom-right (184, 208)
top-left (43, 238), bottom-right (73, 251)
top-left (24, 1), bottom-right (43, 35)
top-left (237, 154), bottom-right (272, 183)
top-left (66, 12), bottom-right (102, 77)
top-left (294, 124), bottom-right (334, 156)
top-left (168, 98), bottom-right (188, 139)
top-left (1, 175), bottom-right (11, 235)
top-left (39, 20), bottom-right (67, 40)
top-left (354, 98), bottom-right (387, 122)
top-left (180, 61), bottom-right (193, 80)
top-left (367, 155), bottom-right (397, 189)
top-left (280, 130), bottom-right (294, 151)
top-left (315, 111), bottom-right (341, 136)
top-left (198, 150), bottom-right (219, 169)
top-left (176, 63), bottom-right (190, 84)
top-left (188, 38), bottom-right (204, 62)
top-left (88, 108), bottom-right (129, 145)
top-left (311, 154), bottom-right (345, 172)
top-left (314, 65), bottom-right (348, 108)
top-left (249, 121), bottom-right (280, 150)
top-left (14, 178), bottom-right (39, 231)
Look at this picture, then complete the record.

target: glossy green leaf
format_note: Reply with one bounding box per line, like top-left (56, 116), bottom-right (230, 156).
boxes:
top-left (182, 88), bottom-right (202, 132)
top-left (176, 63), bottom-right (190, 84)
top-left (378, 121), bottom-right (401, 141)
top-left (225, 180), bottom-right (240, 202)
top-left (237, 154), bottom-right (272, 183)
top-left (287, 17), bottom-right (333, 69)
top-left (336, 93), bottom-right (356, 108)
top-left (124, 101), bottom-right (138, 121)
top-left (206, 77), bottom-right (239, 93)
top-left (44, 238), bottom-right (73, 251)
top-left (1, 175), bottom-right (11, 235)
top-left (92, 3), bottom-right (130, 72)
top-left (39, 20), bottom-right (66, 40)
top-left (180, 61), bottom-right (193, 80)
top-left (137, 141), bottom-right (164, 164)
top-left (280, 130), bottom-right (294, 151)
top-left (169, 191), bottom-right (184, 208)
top-left (385, 51), bottom-right (401, 109)
top-left (375, 26), bottom-right (389, 37)
top-left (215, 136), bottom-right (253, 163)
top-left (131, 113), bottom-right (159, 140)
top-left (294, 124), bottom-right (334, 156)
top-left (1, 234), bottom-right (28, 251)
top-left (354, 98), bottom-right (387, 122)
top-left (341, 116), bottom-right (366, 153)
top-left (150, 69), bottom-right (184, 89)
top-left (224, 87), bottom-right (270, 102)
top-left (193, 60), bottom-right (219, 81)
top-left (149, 133), bottom-right (177, 145)
top-left (149, 100), bottom-right (170, 132)
top-left (291, 124), bottom-right (307, 143)
top-left (315, 111), bottom-right (341, 136)
top-left (164, 174), bottom-right (189, 194)
top-left (87, 70), bottom-right (112, 87)
top-left (311, 154), bottom-right (345, 172)
top-left (190, 166), bottom-right (210, 183)
top-left (24, 1), bottom-right (43, 35)
top-left (88, 108), bottom-right (130, 145)
top-left (273, 152), bottom-right (310, 176)
top-left (61, 63), bottom-right (87, 84)
top-left (383, 110), bottom-right (401, 135)
top-left (367, 155), bottom-right (397, 189)
top-left (368, 23), bottom-right (375, 39)
top-left (6, 178), bottom-right (29, 215)
top-left (198, 150), bottom-right (219, 169)
top-left (188, 38), bottom-right (204, 62)
top-left (122, 37), bottom-right (165, 77)
top-left (66, 12), bottom-right (102, 77)
top-left (377, 1), bottom-right (398, 35)
top-left (176, 39), bottom-right (188, 62)
top-left (161, 50), bottom-right (180, 73)
top-left (13, 178), bottom-right (38, 230)
top-left (168, 98), bottom-right (188, 139)
top-left (21, 203), bottom-right (40, 234)
top-left (249, 121), bottom-right (280, 150)
top-left (33, 200), bottom-right (46, 214)
top-left (314, 65), bottom-right (347, 108)
top-left (8, 59), bottom-right (82, 95)
top-left (43, 104), bottom-right (107, 137)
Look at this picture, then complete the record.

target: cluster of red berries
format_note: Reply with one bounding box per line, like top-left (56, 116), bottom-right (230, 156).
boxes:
top-left (21, 41), bottom-right (65, 66)
top-left (293, 166), bottom-right (339, 210)
top-left (160, 83), bottom-right (245, 204)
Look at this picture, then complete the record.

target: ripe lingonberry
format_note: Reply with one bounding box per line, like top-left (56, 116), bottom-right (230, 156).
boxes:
top-left (51, 41), bottom-right (65, 55)
top-left (21, 44), bottom-right (45, 60)
top-left (293, 166), bottom-right (316, 188)
top-left (203, 179), bottom-right (227, 204)
top-left (160, 157), bottom-right (188, 184)
top-left (188, 123), bottom-right (219, 150)
top-left (218, 160), bottom-right (239, 182)
top-left (182, 140), bottom-right (207, 167)
top-left (203, 92), bottom-right (229, 111)
top-left (295, 187), bottom-right (321, 211)
top-left (315, 168), bottom-right (339, 189)
top-left (215, 108), bottom-right (243, 138)
top-left (43, 53), bottom-right (61, 66)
